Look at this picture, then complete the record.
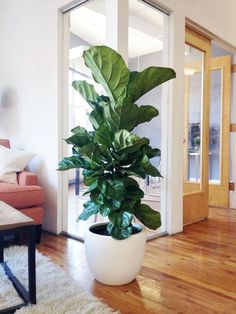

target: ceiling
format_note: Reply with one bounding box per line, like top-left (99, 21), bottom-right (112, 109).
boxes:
top-left (70, 0), bottom-right (164, 59)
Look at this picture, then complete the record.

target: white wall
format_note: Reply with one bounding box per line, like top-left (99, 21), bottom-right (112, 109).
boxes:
top-left (182, 0), bottom-right (236, 48)
top-left (0, 0), bottom-right (69, 232)
top-left (0, 0), bottom-right (235, 233)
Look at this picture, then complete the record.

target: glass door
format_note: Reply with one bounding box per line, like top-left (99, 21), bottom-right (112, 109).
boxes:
top-left (64, 0), bottom-right (107, 239)
top-left (62, 0), bottom-right (170, 240)
top-left (183, 27), bottom-right (211, 224)
top-left (128, 0), bottom-right (169, 237)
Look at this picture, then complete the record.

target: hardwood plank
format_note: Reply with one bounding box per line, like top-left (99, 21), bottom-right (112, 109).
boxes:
top-left (38, 208), bottom-right (236, 313)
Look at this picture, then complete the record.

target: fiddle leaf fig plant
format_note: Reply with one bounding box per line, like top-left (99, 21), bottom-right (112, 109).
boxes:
top-left (58, 45), bottom-right (176, 240)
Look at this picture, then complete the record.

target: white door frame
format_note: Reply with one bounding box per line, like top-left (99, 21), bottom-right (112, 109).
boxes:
top-left (57, 0), bottom-right (185, 236)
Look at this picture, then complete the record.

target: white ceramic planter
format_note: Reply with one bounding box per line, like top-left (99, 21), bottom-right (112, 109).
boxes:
top-left (84, 222), bottom-right (146, 285)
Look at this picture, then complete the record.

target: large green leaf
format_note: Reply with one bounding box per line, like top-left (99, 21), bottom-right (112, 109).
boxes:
top-left (145, 146), bottom-right (161, 159)
top-left (72, 80), bottom-right (98, 106)
top-left (75, 144), bottom-right (108, 170)
top-left (90, 189), bottom-right (104, 204)
top-left (140, 155), bottom-right (162, 177)
top-left (126, 185), bottom-right (144, 200)
top-left (98, 177), bottom-right (126, 201)
top-left (126, 166), bottom-right (146, 179)
top-left (83, 46), bottom-right (129, 101)
top-left (120, 198), bottom-right (136, 214)
top-left (89, 96), bottom-right (111, 130)
top-left (58, 156), bottom-right (89, 171)
top-left (124, 177), bottom-right (144, 200)
top-left (83, 180), bottom-right (98, 195)
top-left (127, 154), bottom-right (161, 178)
top-left (65, 127), bottom-right (92, 147)
top-left (114, 130), bottom-right (149, 154)
top-left (77, 143), bottom-right (99, 163)
top-left (83, 169), bottom-right (103, 185)
top-left (127, 67), bottom-right (176, 102)
top-left (107, 222), bottom-right (132, 240)
top-left (112, 199), bottom-right (121, 210)
top-left (103, 195), bottom-right (121, 212)
top-left (90, 191), bottom-right (121, 213)
top-left (135, 204), bottom-right (161, 229)
top-left (78, 200), bottom-right (99, 220)
top-left (99, 205), bottom-right (110, 217)
top-left (135, 105), bottom-right (159, 128)
top-left (107, 212), bottom-right (133, 239)
top-left (103, 101), bottom-right (138, 132)
top-left (89, 111), bottom-right (100, 129)
top-left (89, 106), bottom-right (104, 130)
top-left (111, 149), bottom-right (144, 167)
top-left (109, 211), bottom-right (133, 229)
top-left (95, 124), bottom-right (113, 147)
top-left (71, 125), bottom-right (93, 135)
top-left (123, 177), bottom-right (139, 187)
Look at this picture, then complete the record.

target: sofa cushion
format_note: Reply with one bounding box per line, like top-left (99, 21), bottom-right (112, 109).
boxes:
top-left (20, 206), bottom-right (44, 225)
top-left (0, 145), bottom-right (35, 184)
top-left (0, 139), bottom-right (10, 148)
top-left (0, 182), bottom-right (44, 209)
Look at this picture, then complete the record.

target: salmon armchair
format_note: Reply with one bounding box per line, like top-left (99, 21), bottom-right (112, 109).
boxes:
top-left (0, 139), bottom-right (44, 243)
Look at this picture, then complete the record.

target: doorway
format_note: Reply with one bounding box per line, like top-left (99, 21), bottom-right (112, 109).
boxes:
top-left (183, 27), bottom-right (211, 224)
top-left (183, 26), bottom-right (234, 225)
top-left (61, 0), bottom-right (171, 240)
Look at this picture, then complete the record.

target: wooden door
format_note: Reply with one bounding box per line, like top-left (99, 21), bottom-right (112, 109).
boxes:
top-left (209, 56), bottom-right (231, 207)
top-left (183, 27), bottom-right (211, 225)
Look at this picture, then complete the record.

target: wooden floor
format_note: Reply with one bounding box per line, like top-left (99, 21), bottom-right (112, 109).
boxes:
top-left (38, 207), bottom-right (236, 313)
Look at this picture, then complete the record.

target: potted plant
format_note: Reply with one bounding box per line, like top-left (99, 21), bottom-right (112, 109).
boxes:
top-left (193, 136), bottom-right (201, 151)
top-left (59, 46), bottom-right (176, 285)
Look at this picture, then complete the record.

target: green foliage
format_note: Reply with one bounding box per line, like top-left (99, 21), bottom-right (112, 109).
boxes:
top-left (58, 45), bottom-right (176, 240)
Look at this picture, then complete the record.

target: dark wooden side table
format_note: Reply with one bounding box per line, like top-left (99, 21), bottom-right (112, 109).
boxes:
top-left (0, 201), bottom-right (36, 314)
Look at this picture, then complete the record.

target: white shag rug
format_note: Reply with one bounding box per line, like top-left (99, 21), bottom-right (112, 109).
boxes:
top-left (0, 246), bottom-right (118, 314)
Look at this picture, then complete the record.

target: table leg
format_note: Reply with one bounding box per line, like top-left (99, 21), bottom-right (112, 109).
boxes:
top-left (0, 232), bottom-right (4, 263)
top-left (28, 225), bottom-right (36, 304)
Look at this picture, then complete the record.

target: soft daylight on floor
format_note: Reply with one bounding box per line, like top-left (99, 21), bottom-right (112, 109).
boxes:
top-left (38, 207), bottom-right (236, 314)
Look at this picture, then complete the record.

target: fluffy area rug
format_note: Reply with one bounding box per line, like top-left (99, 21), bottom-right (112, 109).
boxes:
top-left (0, 246), bottom-right (118, 314)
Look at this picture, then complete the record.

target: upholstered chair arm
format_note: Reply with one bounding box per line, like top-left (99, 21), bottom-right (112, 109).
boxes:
top-left (18, 171), bottom-right (38, 186)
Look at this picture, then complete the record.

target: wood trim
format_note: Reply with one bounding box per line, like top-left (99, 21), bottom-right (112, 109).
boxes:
top-left (183, 75), bottom-right (189, 182)
top-left (185, 22), bottom-right (213, 41)
top-left (183, 191), bottom-right (205, 197)
top-left (185, 26), bottom-right (211, 54)
top-left (230, 124), bottom-right (236, 132)
top-left (231, 64), bottom-right (236, 73)
top-left (209, 55), bottom-right (231, 207)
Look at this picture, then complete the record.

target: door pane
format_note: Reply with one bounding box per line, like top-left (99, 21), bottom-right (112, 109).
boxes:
top-left (64, 0), bottom-right (169, 239)
top-left (67, 0), bottom-right (106, 239)
top-left (184, 45), bottom-right (204, 187)
top-left (128, 0), bottom-right (169, 236)
top-left (209, 69), bottom-right (222, 183)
